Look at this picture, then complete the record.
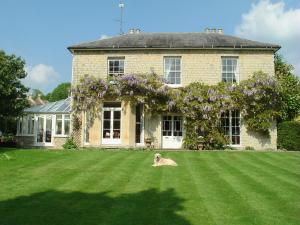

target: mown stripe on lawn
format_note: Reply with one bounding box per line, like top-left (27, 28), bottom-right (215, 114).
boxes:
top-left (0, 152), bottom-right (112, 199)
top-left (53, 151), bottom-right (128, 191)
top-left (233, 153), bottom-right (300, 189)
top-left (76, 152), bottom-right (146, 194)
top-left (184, 153), bottom-right (259, 225)
top-left (174, 153), bottom-right (215, 225)
top-left (254, 152), bottom-right (300, 174)
top-left (213, 153), bottom-right (299, 225)
top-left (246, 153), bottom-right (300, 180)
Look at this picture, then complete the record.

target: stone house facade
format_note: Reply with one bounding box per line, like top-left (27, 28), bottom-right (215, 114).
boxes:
top-left (67, 31), bottom-right (280, 149)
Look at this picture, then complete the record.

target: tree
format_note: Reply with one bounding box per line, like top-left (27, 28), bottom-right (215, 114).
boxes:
top-left (46, 82), bottom-right (71, 102)
top-left (30, 89), bottom-right (46, 100)
top-left (275, 54), bottom-right (300, 121)
top-left (0, 51), bottom-right (29, 133)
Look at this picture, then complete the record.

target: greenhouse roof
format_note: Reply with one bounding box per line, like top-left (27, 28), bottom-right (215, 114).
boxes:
top-left (24, 98), bottom-right (71, 114)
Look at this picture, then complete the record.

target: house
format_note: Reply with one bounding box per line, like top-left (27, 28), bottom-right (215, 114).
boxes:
top-left (67, 29), bottom-right (280, 150)
top-left (16, 98), bottom-right (71, 147)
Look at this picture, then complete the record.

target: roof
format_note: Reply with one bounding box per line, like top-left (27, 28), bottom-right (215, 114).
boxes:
top-left (68, 32), bottom-right (280, 52)
top-left (24, 98), bottom-right (71, 114)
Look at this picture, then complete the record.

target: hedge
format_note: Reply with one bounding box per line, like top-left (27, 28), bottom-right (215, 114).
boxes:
top-left (277, 121), bottom-right (300, 151)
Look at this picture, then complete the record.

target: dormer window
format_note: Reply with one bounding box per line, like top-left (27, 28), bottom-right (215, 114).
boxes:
top-left (108, 57), bottom-right (125, 76)
top-left (164, 57), bottom-right (181, 86)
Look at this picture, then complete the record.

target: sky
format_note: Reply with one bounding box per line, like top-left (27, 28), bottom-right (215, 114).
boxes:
top-left (1, 0), bottom-right (300, 93)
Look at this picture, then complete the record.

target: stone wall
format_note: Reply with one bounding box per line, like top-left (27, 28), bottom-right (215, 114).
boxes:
top-left (71, 48), bottom-right (277, 150)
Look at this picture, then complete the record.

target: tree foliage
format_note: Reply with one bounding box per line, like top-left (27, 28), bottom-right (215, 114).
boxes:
top-left (275, 54), bottom-right (300, 121)
top-left (45, 82), bottom-right (71, 102)
top-left (0, 50), bottom-right (29, 133)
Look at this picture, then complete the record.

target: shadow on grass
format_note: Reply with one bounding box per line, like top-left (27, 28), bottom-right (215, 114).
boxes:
top-left (0, 188), bottom-right (190, 225)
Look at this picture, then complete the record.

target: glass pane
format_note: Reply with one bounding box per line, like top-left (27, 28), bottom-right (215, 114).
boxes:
top-left (104, 111), bottom-right (110, 119)
top-left (113, 130), bottom-right (120, 139)
top-left (56, 120), bottom-right (62, 135)
top-left (37, 117), bottom-right (44, 142)
top-left (104, 120), bottom-right (110, 129)
top-left (64, 120), bottom-right (70, 135)
top-left (103, 129), bottom-right (111, 138)
top-left (113, 121), bottom-right (120, 129)
top-left (45, 116), bottom-right (52, 143)
top-left (114, 111), bottom-right (121, 120)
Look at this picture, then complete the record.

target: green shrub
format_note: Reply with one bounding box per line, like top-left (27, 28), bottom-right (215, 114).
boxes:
top-left (245, 146), bottom-right (255, 150)
top-left (277, 121), bottom-right (300, 151)
top-left (62, 137), bottom-right (78, 150)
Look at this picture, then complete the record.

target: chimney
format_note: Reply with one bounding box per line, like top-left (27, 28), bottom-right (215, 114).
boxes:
top-left (128, 28), bottom-right (141, 34)
top-left (204, 28), bottom-right (223, 34)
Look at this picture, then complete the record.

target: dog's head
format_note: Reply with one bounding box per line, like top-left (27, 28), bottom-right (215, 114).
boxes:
top-left (154, 153), bottom-right (161, 162)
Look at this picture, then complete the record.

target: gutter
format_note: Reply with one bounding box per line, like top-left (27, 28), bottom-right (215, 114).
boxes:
top-left (67, 45), bottom-right (281, 54)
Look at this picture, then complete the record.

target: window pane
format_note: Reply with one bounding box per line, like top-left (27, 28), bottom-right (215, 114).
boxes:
top-left (114, 111), bottom-right (121, 120)
top-left (104, 111), bottom-right (110, 119)
top-left (64, 120), bottom-right (70, 135)
top-left (56, 116), bottom-right (62, 135)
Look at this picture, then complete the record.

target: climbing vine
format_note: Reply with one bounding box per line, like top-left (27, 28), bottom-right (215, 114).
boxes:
top-left (72, 71), bottom-right (281, 149)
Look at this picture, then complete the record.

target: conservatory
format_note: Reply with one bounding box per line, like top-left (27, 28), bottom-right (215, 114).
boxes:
top-left (16, 98), bottom-right (71, 148)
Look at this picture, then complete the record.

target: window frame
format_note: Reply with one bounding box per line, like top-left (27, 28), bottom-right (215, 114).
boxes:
top-left (54, 114), bottom-right (70, 137)
top-left (221, 110), bottom-right (241, 146)
top-left (107, 57), bottom-right (125, 77)
top-left (221, 56), bottom-right (239, 83)
top-left (163, 56), bottom-right (182, 87)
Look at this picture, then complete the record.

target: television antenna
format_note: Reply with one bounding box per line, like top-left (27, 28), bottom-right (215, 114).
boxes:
top-left (118, 2), bottom-right (125, 35)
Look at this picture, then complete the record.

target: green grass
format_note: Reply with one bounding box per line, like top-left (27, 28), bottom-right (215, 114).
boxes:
top-left (0, 149), bottom-right (299, 225)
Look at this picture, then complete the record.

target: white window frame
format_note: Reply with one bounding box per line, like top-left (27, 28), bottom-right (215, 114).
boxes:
top-left (54, 114), bottom-right (70, 137)
top-left (17, 115), bottom-right (35, 136)
top-left (221, 57), bottom-right (239, 83)
top-left (135, 104), bottom-right (144, 146)
top-left (164, 56), bottom-right (182, 87)
top-left (221, 110), bottom-right (241, 146)
top-left (34, 114), bottom-right (54, 146)
top-left (107, 57), bottom-right (125, 77)
top-left (102, 103), bottom-right (122, 145)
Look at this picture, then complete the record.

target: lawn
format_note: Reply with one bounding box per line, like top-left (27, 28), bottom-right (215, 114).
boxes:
top-left (0, 149), bottom-right (299, 225)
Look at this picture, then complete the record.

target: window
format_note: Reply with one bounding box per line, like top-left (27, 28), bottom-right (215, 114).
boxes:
top-left (55, 114), bottom-right (70, 136)
top-left (18, 117), bottom-right (23, 134)
top-left (221, 110), bottom-right (240, 145)
top-left (27, 115), bottom-right (35, 134)
top-left (56, 115), bottom-right (63, 135)
top-left (164, 57), bottom-right (181, 85)
top-left (108, 57), bottom-right (124, 76)
top-left (64, 115), bottom-right (70, 135)
top-left (222, 57), bottom-right (239, 83)
top-left (135, 104), bottom-right (144, 144)
top-left (162, 116), bottom-right (183, 136)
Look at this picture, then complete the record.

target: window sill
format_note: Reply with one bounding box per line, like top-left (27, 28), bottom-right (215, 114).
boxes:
top-left (16, 134), bottom-right (35, 137)
top-left (165, 84), bottom-right (182, 88)
top-left (53, 135), bottom-right (69, 138)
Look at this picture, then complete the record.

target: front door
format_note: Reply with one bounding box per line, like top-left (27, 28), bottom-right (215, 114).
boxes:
top-left (162, 116), bottom-right (183, 149)
top-left (102, 105), bottom-right (121, 145)
top-left (36, 115), bottom-right (53, 146)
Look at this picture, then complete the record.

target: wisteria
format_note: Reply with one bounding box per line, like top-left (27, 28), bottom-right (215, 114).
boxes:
top-left (72, 71), bottom-right (281, 149)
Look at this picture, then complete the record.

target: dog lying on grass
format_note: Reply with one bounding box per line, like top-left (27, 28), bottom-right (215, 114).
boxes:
top-left (152, 153), bottom-right (177, 167)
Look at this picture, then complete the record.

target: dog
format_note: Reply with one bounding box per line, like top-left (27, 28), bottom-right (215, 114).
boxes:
top-left (152, 153), bottom-right (177, 167)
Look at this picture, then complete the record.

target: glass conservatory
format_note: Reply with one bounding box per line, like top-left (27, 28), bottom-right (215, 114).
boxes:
top-left (16, 98), bottom-right (71, 148)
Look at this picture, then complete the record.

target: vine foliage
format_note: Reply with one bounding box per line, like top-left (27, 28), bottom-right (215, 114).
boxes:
top-left (72, 72), bottom-right (281, 149)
